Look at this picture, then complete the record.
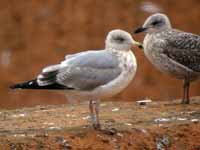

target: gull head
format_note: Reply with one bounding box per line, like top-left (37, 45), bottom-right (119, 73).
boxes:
top-left (105, 29), bottom-right (141, 51)
top-left (134, 13), bottom-right (171, 34)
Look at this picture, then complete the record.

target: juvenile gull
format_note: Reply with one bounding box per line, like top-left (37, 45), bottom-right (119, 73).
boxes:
top-left (134, 13), bottom-right (200, 104)
top-left (10, 29), bottom-right (141, 129)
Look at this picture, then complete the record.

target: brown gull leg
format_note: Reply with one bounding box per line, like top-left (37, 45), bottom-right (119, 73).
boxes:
top-left (182, 79), bottom-right (190, 104)
top-left (89, 100), bottom-right (101, 129)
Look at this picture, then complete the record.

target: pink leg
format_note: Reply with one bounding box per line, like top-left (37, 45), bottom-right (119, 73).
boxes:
top-left (89, 100), bottom-right (101, 129)
top-left (93, 100), bottom-right (101, 129)
top-left (89, 100), bottom-right (95, 125)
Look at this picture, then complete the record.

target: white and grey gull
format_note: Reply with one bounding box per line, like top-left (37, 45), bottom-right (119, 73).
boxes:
top-left (10, 29), bottom-right (141, 129)
top-left (134, 13), bottom-right (200, 104)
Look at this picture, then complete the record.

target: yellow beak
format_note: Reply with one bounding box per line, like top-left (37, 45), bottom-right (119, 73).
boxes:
top-left (132, 40), bottom-right (143, 49)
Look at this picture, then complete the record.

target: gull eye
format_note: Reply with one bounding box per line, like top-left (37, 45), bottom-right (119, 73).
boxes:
top-left (152, 20), bottom-right (160, 26)
top-left (114, 36), bottom-right (125, 42)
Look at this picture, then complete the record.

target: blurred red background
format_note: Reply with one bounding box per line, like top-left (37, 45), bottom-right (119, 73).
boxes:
top-left (1, 0), bottom-right (200, 108)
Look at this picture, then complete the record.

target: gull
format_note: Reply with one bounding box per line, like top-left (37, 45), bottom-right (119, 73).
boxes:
top-left (134, 13), bottom-right (200, 104)
top-left (10, 29), bottom-right (141, 129)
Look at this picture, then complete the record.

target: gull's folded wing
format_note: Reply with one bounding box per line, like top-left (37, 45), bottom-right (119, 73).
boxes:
top-left (161, 30), bottom-right (200, 72)
top-left (37, 50), bottom-right (122, 90)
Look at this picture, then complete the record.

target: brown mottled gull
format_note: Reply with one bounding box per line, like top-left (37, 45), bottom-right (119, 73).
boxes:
top-left (134, 13), bottom-right (200, 104)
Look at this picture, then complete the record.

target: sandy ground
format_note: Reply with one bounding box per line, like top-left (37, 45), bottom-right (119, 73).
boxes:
top-left (0, 98), bottom-right (200, 150)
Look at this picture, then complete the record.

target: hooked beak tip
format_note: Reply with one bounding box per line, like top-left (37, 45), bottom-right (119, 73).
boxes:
top-left (132, 40), bottom-right (143, 49)
top-left (138, 44), bottom-right (143, 49)
top-left (134, 27), bottom-right (147, 34)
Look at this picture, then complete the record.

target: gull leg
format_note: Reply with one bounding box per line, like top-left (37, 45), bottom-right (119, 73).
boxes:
top-left (89, 100), bottom-right (96, 126)
top-left (182, 79), bottom-right (190, 104)
top-left (93, 100), bottom-right (101, 129)
top-left (185, 81), bottom-right (190, 104)
top-left (182, 80), bottom-right (186, 104)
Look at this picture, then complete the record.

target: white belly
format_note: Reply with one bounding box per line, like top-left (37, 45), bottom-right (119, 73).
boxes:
top-left (95, 50), bottom-right (137, 98)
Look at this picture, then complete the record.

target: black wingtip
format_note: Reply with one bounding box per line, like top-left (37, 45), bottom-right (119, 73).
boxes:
top-left (9, 80), bottom-right (37, 90)
top-left (9, 79), bottom-right (72, 90)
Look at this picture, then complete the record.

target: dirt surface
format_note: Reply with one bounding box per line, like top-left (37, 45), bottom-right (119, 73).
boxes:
top-left (0, 98), bottom-right (199, 150)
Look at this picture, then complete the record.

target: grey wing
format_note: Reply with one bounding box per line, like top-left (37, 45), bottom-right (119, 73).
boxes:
top-left (61, 50), bottom-right (119, 68)
top-left (162, 30), bottom-right (200, 72)
top-left (57, 66), bottom-right (121, 90)
top-left (37, 50), bottom-right (121, 90)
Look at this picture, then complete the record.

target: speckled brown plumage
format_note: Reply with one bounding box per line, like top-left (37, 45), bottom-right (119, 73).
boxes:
top-left (134, 13), bottom-right (200, 104)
